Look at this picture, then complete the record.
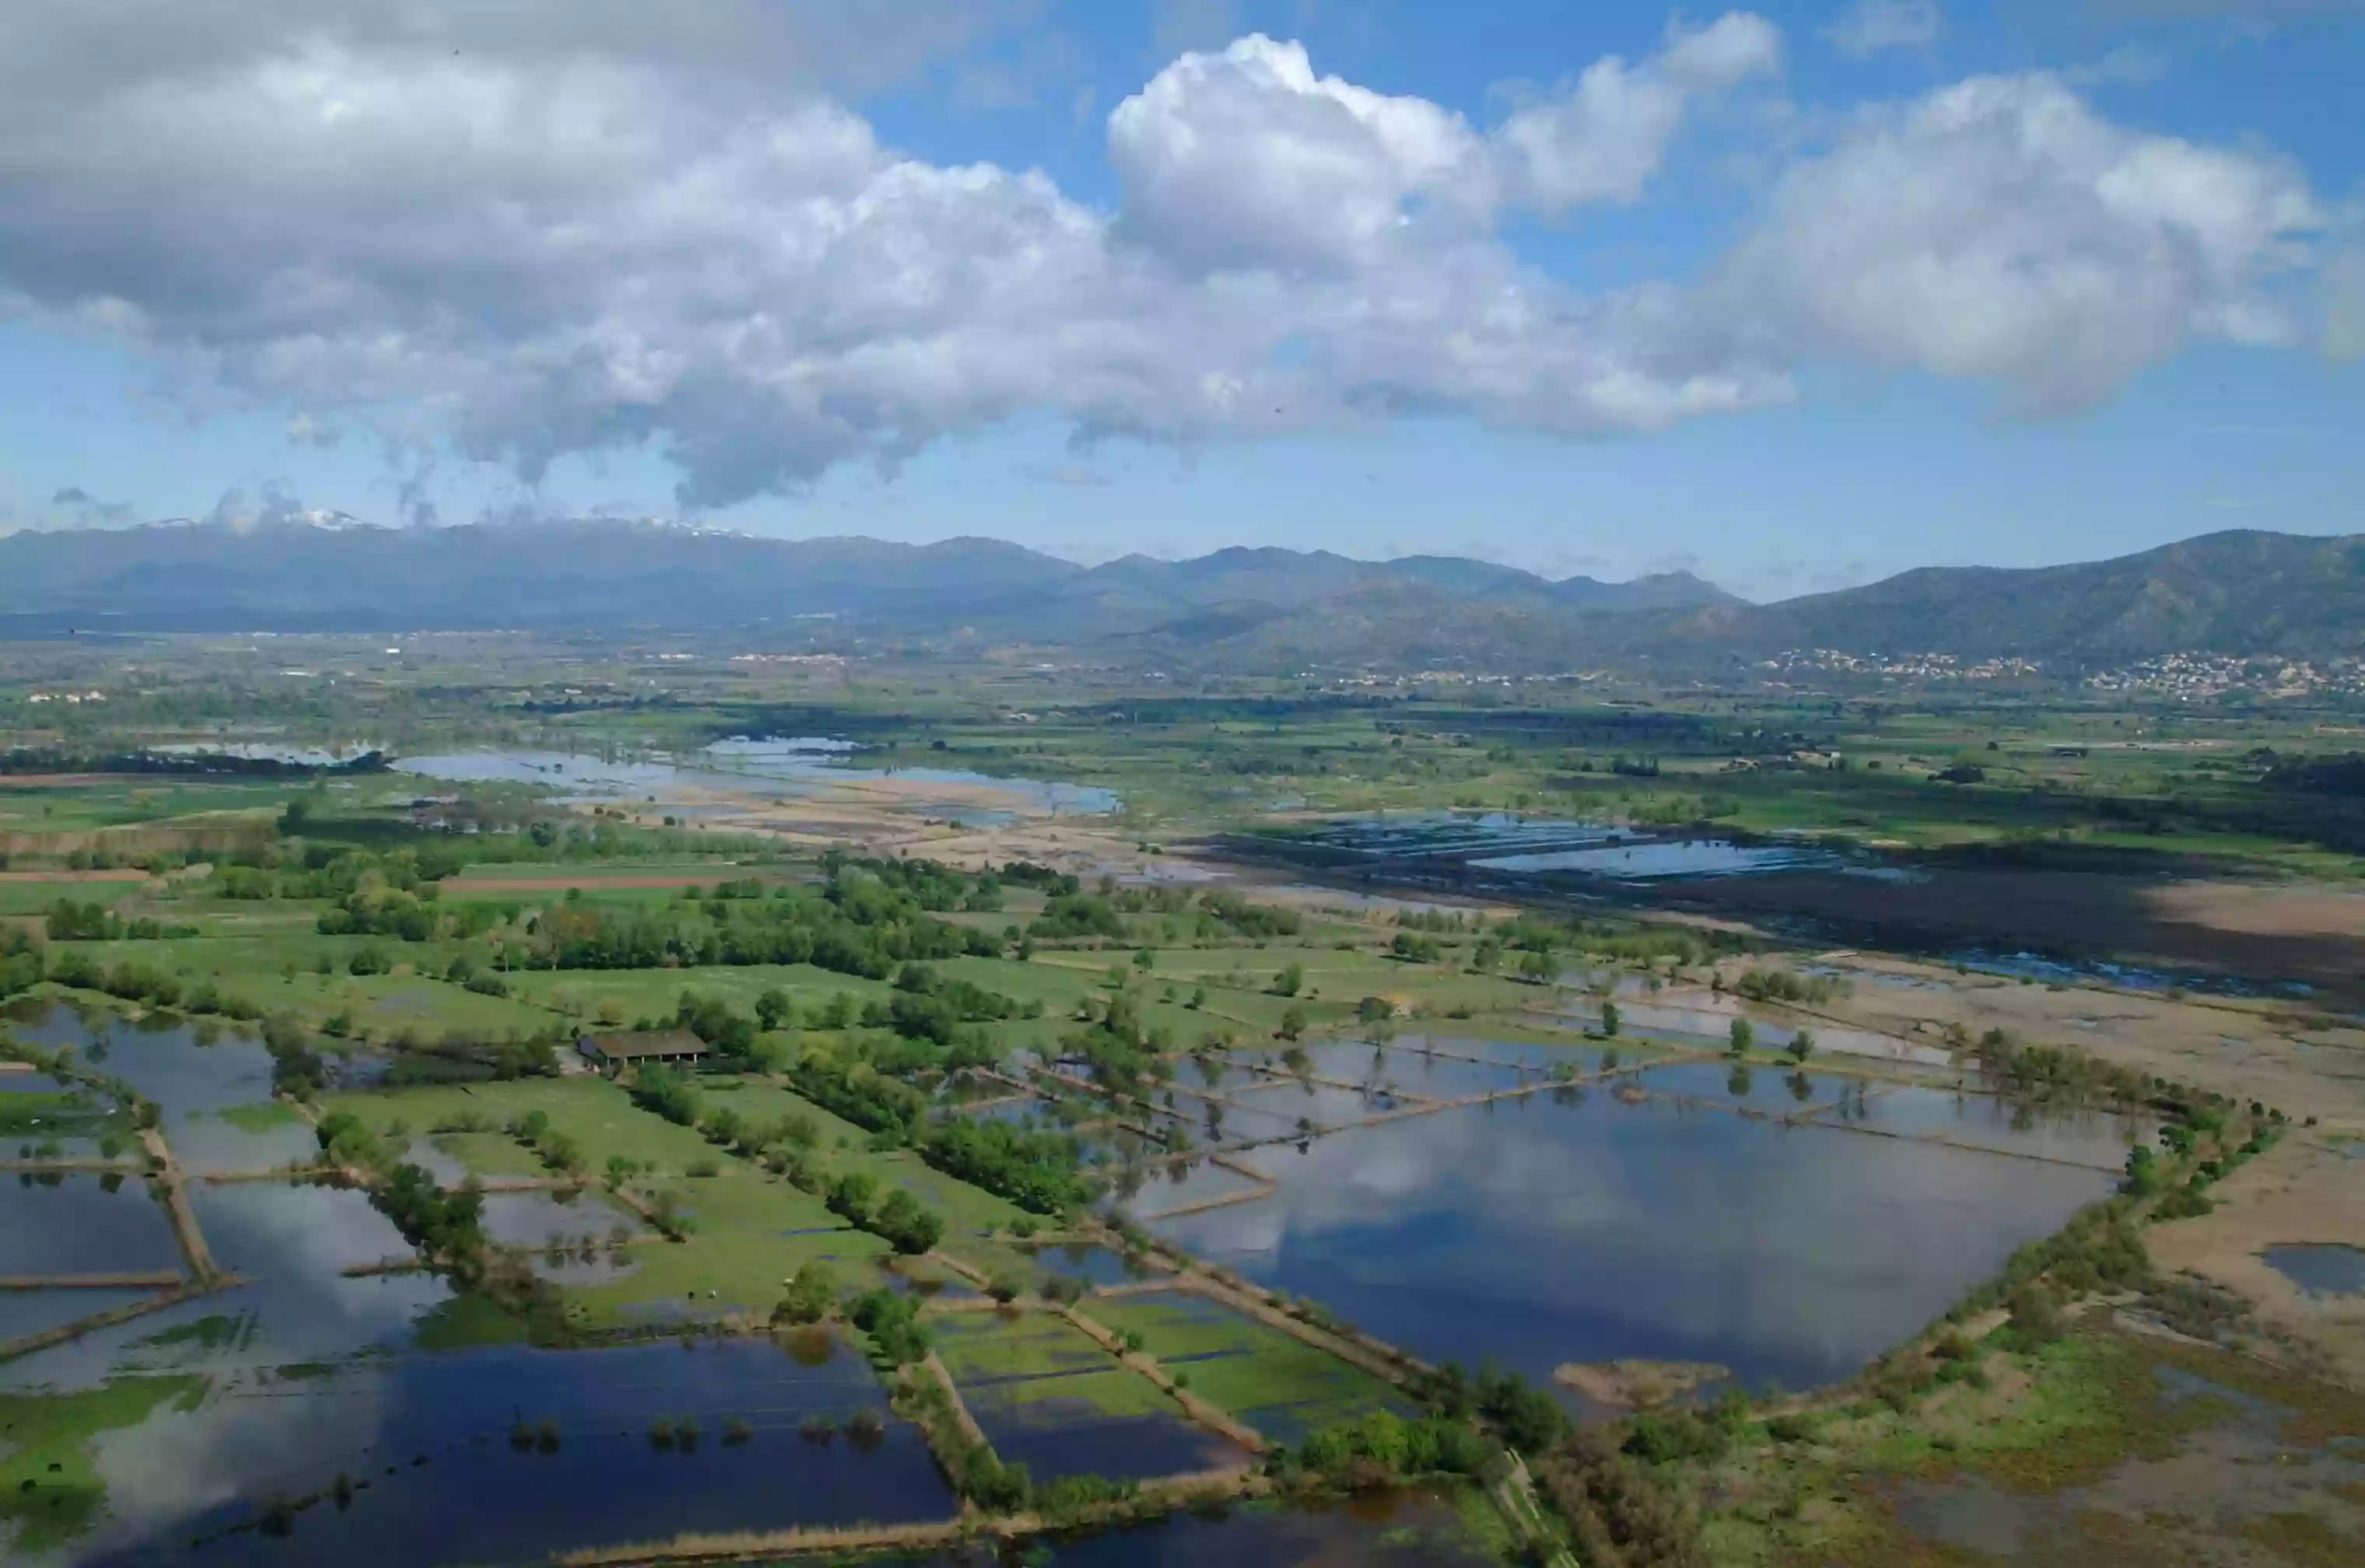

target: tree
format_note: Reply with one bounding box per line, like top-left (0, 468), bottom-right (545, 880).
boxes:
top-left (1599, 1000), bottom-right (1620, 1037)
top-left (1787, 1027), bottom-right (1814, 1063)
top-left (1271, 962), bottom-right (1305, 996)
top-left (826, 1171), bottom-right (878, 1226)
top-left (755, 988), bottom-right (794, 1031)
top-left (1517, 950), bottom-right (1555, 984)
top-left (1277, 1003), bottom-right (1307, 1041)
top-left (776, 1259), bottom-right (839, 1325)
top-left (1133, 949), bottom-right (1155, 972)
top-left (874, 1188), bottom-right (944, 1255)
top-left (1728, 1017), bottom-right (1754, 1055)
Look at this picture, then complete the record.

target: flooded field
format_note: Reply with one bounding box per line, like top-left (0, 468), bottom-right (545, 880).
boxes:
top-left (1153, 1088), bottom-right (2112, 1394)
top-left (63, 1336), bottom-right (952, 1568)
top-left (0, 943), bottom-right (2259, 1565)
top-left (0, 1176), bottom-right (180, 1278)
top-left (393, 737), bottom-right (1119, 817)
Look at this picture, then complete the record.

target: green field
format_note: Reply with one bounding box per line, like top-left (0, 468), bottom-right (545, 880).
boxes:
top-left (1088, 1291), bottom-right (1413, 1444)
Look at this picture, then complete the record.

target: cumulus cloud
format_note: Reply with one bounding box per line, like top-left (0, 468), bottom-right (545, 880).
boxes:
top-left (1109, 34), bottom-right (1493, 274)
top-left (1494, 12), bottom-right (1783, 214)
top-left (1711, 73), bottom-right (2322, 412)
top-left (1825, 1), bottom-right (1943, 58)
top-left (0, 2), bottom-right (2335, 509)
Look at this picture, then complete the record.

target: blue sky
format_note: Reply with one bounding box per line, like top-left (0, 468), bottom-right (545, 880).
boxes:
top-left (0, 0), bottom-right (2359, 596)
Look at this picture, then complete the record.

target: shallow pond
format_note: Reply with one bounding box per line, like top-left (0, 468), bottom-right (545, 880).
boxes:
top-left (1249, 1040), bottom-right (1535, 1101)
top-left (0, 1286), bottom-right (160, 1343)
top-left (477, 1189), bottom-right (645, 1251)
top-left (394, 737), bottom-right (1119, 817)
top-left (1295, 810), bottom-right (1634, 859)
top-left (65, 1335), bottom-right (954, 1568)
top-left (1559, 997), bottom-right (1953, 1069)
top-left (1021, 1243), bottom-right (1166, 1289)
top-left (1153, 1090), bottom-right (2112, 1395)
top-left (1835, 1087), bottom-right (2150, 1172)
top-left (1107, 1157), bottom-right (1272, 1219)
top-left (1474, 837), bottom-right (1835, 880)
top-left (1634, 1060), bottom-right (1851, 1113)
top-left (2, 1004), bottom-right (275, 1121)
top-left (0, 1174), bottom-right (180, 1277)
top-left (2261, 1244), bottom-right (2365, 1298)
top-left (1229, 1073), bottom-right (1401, 1125)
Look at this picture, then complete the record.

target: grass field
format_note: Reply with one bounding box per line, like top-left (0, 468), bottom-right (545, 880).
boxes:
top-left (1087, 1290), bottom-right (1412, 1444)
top-left (0, 1377), bottom-right (207, 1554)
top-left (317, 1073), bottom-right (1046, 1327)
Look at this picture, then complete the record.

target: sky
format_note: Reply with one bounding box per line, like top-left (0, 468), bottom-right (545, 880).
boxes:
top-left (0, 0), bottom-right (2360, 597)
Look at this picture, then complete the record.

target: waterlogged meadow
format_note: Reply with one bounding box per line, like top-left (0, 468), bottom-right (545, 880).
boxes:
top-left (1, 752), bottom-right (2316, 1568)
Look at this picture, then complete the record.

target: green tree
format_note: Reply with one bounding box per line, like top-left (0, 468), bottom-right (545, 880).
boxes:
top-left (1787, 1027), bottom-right (1814, 1063)
top-left (1728, 1017), bottom-right (1754, 1055)
top-left (776, 1260), bottom-right (841, 1321)
top-left (1599, 999), bottom-right (1621, 1037)
top-left (1277, 1003), bottom-right (1307, 1041)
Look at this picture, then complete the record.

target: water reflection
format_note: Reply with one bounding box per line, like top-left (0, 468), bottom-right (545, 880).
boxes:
top-left (0, 1175), bottom-right (180, 1276)
top-left (392, 737), bottom-right (1119, 816)
top-left (1154, 1092), bottom-right (2111, 1394)
top-left (75, 1336), bottom-right (952, 1567)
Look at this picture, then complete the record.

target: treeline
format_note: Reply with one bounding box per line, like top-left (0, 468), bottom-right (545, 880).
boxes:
top-left (1027, 885), bottom-right (1302, 943)
top-left (45, 900), bottom-right (187, 942)
top-left (524, 870), bottom-right (1003, 975)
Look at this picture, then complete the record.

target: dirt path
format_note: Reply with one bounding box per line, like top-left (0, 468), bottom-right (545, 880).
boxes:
top-left (1059, 1301), bottom-right (1267, 1453)
top-left (554, 1468), bottom-right (1266, 1566)
top-left (920, 1348), bottom-right (993, 1458)
top-left (140, 1125), bottom-right (221, 1281)
top-left (0, 1157), bottom-right (147, 1174)
top-left (0, 1277), bottom-right (238, 1363)
top-left (0, 1272), bottom-right (184, 1290)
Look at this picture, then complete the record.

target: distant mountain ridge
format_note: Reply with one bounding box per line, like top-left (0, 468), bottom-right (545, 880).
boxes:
top-left (0, 519), bottom-right (1733, 636)
top-left (0, 518), bottom-right (2355, 670)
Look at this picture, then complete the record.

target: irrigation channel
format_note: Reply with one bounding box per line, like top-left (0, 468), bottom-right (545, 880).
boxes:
top-left (1, 992), bottom-right (2145, 1565)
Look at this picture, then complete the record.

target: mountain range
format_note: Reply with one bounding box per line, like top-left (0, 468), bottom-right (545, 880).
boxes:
top-left (0, 518), bottom-right (2357, 671)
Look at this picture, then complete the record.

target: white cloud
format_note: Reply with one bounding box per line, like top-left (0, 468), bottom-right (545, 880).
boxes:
top-left (1495, 12), bottom-right (1782, 215)
top-left (1826, 1), bottom-right (1943, 58)
top-left (0, 3), bottom-right (2335, 509)
top-left (1712, 73), bottom-right (2322, 412)
top-left (1109, 34), bottom-right (1494, 275)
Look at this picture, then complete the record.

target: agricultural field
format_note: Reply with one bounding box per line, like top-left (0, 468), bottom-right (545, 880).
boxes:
top-left (2, 645), bottom-right (2362, 1566)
